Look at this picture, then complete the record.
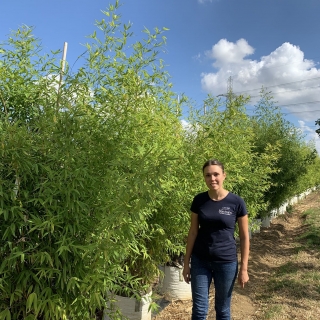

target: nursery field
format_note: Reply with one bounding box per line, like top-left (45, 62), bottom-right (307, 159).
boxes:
top-left (2, 6), bottom-right (320, 317)
top-left (153, 190), bottom-right (320, 320)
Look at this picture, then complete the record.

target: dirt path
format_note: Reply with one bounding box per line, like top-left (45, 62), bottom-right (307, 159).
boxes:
top-left (153, 190), bottom-right (320, 320)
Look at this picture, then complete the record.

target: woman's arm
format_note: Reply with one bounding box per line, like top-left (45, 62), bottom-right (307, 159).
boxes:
top-left (237, 215), bottom-right (250, 288)
top-left (182, 212), bottom-right (199, 284)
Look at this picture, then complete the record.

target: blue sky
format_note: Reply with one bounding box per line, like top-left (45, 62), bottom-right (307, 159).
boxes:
top-left (1, 0), bottom-right (320, 152)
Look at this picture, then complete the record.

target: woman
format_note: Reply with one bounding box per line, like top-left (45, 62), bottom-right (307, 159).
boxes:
top-left (183, 159), bottom-right (249, 320)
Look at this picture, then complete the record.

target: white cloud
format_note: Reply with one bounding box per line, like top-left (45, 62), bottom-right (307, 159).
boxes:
top-left (201, 39), bottom-right (320, 122)
top-left (298, 121), bottom-right (320, 155)
top-left (205, 38), bottom-right (255, 66)
top-left (181, 119), bottom-right (190, 130)
top-left (192, 53), bottom-right (202, 62)
top-left (198, 0), bottom-right (213, 3)
top-left (180, 119), bottom-right (200, 137)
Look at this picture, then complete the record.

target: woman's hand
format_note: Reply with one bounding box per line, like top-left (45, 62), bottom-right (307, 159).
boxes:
top-left (238, 268), bottom-right (249, 288)
top-left (237, 215), bottom-right (250, 289)
top-left (183, 264), bottom-right (191, 284)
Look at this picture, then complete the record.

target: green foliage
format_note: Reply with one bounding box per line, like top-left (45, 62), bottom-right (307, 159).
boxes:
top-left (316, 118), bottom-right (320, 136)
top-left (184, 94), bottom-right (278, 220)
top-left (251, 88), bottom-right (320, 213)
top-left (1, 2), bottom-right (320, 319)
top-left (0, 3), bottom-right (184, 319)
top-left (300, 208), bottom-right (320, 247)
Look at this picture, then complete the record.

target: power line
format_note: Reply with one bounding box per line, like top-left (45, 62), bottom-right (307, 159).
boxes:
top-left (278, 101), bottom-right (320, 108)
top-left (246, 100), bottom-right (320, 108)
top-left (191, 77), bottom-right (320, 110)
top-left (247, 85), bottom-right (320, 99)
top-left (192, 100), bottom-right (320, 115)
top-left (282, 109), bottom-right (320, 115)
top-left (246, 107), bottom-right (320, 115)
top-left (232, 76), bottom-right (320, 95)
top-left (212, 90), bottom-right (320, 116)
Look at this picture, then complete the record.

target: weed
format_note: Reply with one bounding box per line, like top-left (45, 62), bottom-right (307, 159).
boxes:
top-left (262, 304), bottom-right (282, 319)
top-left (299, 208), bottom-right (320, 248)
top-left (276, 262), bottom-right (299, 276)
top-left (286, 204), bottom-right (294, 214)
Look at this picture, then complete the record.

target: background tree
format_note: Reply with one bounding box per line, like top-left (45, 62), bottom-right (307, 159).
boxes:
top-left (183, 94), bottom-right (278, 221)
top-left (251, 89), bottom-right (320, 214)
top-left (316, 118), bottom-right (320, 136)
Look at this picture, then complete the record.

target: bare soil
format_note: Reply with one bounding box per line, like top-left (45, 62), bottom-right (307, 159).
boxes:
top-left (153, 190), bottom-right (320, 320)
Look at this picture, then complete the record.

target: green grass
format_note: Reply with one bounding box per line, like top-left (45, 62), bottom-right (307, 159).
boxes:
top-left (286, 204), bottom-right (294, 214)
top-left (300, 208), bottom-right (320, 247)
top-left (258, 205), bottom-right (320, 318)
top-left (261, 304), bottom-right (283, 319)
top-left (275, 261), bottom-right (299, 276)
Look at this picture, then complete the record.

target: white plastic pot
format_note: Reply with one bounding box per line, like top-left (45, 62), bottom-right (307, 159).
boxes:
top-left (291, 196), bottom-right (298, 205)
top-left (104, 292), bottom-right (152, 320)
top-left (270, 209), bottom-right (277, 220)
top-left (261, 216), bottom-right (271, 228)
top-left (159, 265), bottom-right (192, 300)
top-left (278, 204), bottom-right (286, 215)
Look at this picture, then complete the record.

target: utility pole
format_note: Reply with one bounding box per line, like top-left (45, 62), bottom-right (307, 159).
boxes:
top-left (226, 75), bottom-right (233, 106)
top-left (217, 75), bottom-right (235, 106)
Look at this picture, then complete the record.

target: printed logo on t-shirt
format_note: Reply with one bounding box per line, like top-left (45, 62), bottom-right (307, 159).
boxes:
top-left (219, 207), bottom-right (233, 215)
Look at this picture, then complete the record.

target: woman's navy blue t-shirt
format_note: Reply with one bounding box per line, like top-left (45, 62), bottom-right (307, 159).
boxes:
top-left (190, 191), bottom-right (248, 262)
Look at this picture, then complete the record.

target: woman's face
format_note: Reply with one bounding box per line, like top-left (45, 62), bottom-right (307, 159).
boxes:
top-left (203, 164), bottom-right (226, 191)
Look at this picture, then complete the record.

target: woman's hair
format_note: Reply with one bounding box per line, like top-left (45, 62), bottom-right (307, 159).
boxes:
top-left (202, 159), bottom-right (225, 173)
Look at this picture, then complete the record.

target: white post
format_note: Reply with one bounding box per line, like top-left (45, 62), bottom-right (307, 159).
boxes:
top-left (59, 42), bottom-right (68, 85)
top-left (56, 42), bottom-right (68, 108)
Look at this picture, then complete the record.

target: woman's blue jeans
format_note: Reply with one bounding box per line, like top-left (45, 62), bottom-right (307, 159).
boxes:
top-left (190, 254), bottom-right (238, 320)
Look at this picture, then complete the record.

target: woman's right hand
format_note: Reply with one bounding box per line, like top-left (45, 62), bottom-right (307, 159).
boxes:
top-left (183, 264), bottom-right (191, 284)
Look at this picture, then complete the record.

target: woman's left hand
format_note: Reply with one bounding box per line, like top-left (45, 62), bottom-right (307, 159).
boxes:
top-left (238, 268), bottom-right (249, 288)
